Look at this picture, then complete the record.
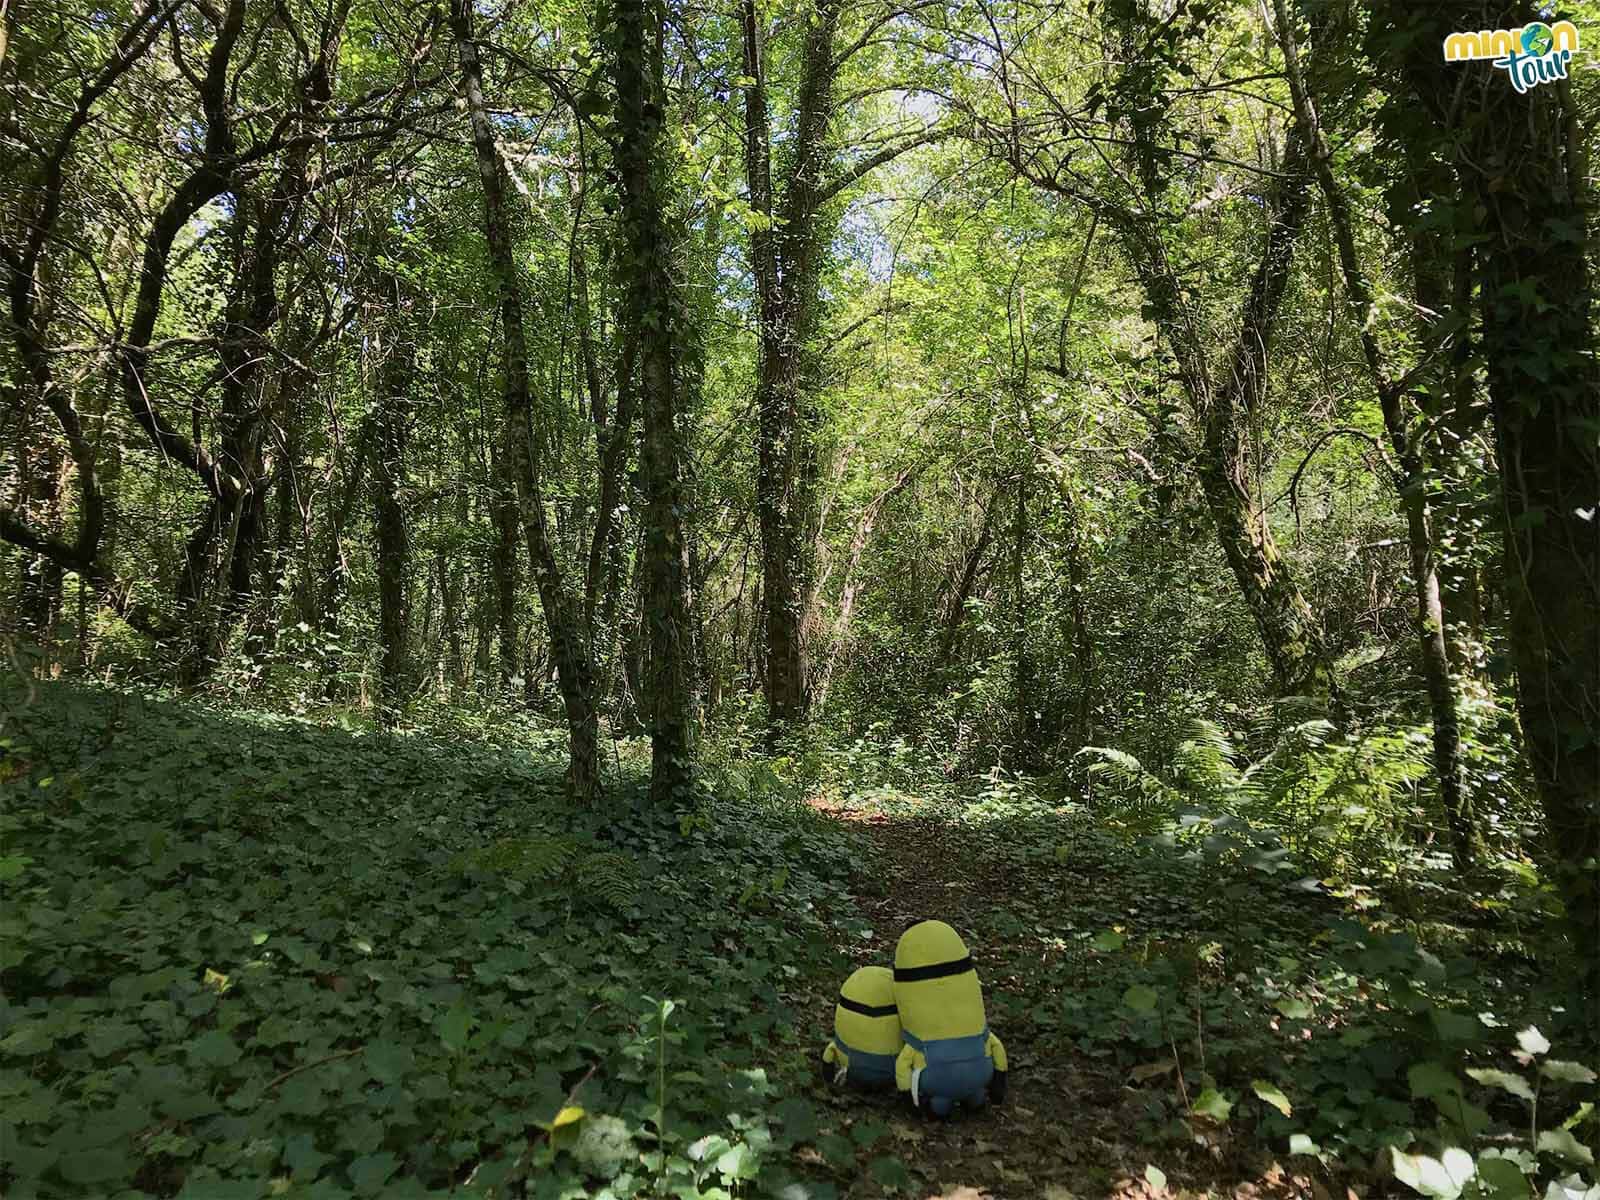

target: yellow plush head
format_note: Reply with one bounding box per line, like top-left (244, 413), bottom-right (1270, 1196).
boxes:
top-left (835, 965), bottom-right (900, 1057)
top-left (893, 920), bottom-right (986, 1042)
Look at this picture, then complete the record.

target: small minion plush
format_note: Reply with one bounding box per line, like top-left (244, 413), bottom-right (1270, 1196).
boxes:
top-left (892, 920), bottom-right (1008, 1116)
top-left (820, 966), bottom-right (900, 1089)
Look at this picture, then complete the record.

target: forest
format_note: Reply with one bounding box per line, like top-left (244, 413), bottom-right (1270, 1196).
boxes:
top-left (2, 0), bottom-right (1598, 1195)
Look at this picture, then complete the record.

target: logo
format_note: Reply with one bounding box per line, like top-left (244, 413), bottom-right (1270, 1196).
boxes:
top-left (1443, 20), bottom-right (1580, 91)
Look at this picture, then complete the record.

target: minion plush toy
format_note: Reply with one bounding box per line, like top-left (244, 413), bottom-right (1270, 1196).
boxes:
top-left (892, 920), bottom-right (1008, 1116)
top-left (821, 966), bottom-right (900, 1090)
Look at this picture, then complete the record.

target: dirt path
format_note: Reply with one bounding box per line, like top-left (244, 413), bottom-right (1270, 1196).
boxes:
top-left (801, 802), bottom-right (1327, 1200)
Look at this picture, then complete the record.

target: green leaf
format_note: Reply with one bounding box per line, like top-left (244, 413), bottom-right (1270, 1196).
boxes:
top-left (772, 1097), bottom-right (819, 1144)
top-left (1541, 1061), bottom-right (1598, 1085)
top-left (188, 1030), bottom-right (241, 1068)
top-left (1145, 1164), bottom-right (1168, 1190)
top-left (1410, 1062), bottom-right (1463, 1101)
top-left (1124, 984), bottom-right (1159, 1014)
top-left (1251, 1080), bottom-right (1292, 1117)
top-left (282, 1132), bottom-right (333, 1181)
top-left (716, 1142), bottom-right (757, 1181)
top-left (851, 1119), bottom-right (888, 1148)
top-left (436, 1005), bottom-right (473, 1054)
top-left (0, 1022), bottom-right (54, 1056)
top-left (816, 1132), bottom-right (855, 1170)
top-left (1092, 930), bottom-right (1125, 952)
top-left (1289, 1134), bottom-right (1321, 1157)
top-left (1467, 1069), bottom-right (1536, 1102)
top-left (1536, 1130), bottom-right (1595, 1167)
top-left (1191, 1089), bottom-right (1233, 1122)
top-left (349, 1150), bottom-right (401, 1194)
top-left (364, 1040), bottom-right (415, 1084)
top-left (1473, 1156), bottom-right (1529, 1200)
top-left (58, 1148), bottom-right (133, 1186)
top-left (869, 1155), bottom-right (913, 1192)
top-left (1275, 996), bottom-right (1312, 1019)
top-left (1432, 1009), bottom-right (1483, 1042)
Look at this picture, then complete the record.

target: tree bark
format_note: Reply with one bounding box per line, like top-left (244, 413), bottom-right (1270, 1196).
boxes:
top-left (1271, 0), bottom-right (1476, 867)
top-left (372, 275), bottom-right (414, 711)
top-left (1375, 0), bottom-right (1598, 966)
top-left (938, 486), bottom-right (1000, 669)
top-left (451, 0), bottom-right (600, 801)
top-left (613, 0), bottom-right (699, 803)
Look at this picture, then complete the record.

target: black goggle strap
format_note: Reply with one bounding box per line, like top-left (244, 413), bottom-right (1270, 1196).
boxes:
top-left (893, 955), bottom-right (974, 983)
top-left (837, 994), bottom-right (898, 1018)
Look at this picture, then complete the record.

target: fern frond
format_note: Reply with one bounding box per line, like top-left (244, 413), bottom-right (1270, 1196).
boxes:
top-left (451, 834), bottom-right (578, 881)
top-left (1175, 719), bottom-right (1240, 798)
top-left (575, 851), bottom-right (640, 909)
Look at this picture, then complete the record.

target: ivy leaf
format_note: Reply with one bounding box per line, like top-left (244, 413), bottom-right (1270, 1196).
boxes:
top-left (58, 1148), bottom-right (133, 1186)
top-left (851, 1119), bottom-right (888, 1148)
top-left (1191, 1088), bottom-right (1232, 1122)
top-left (1251, 1079), bottom-right (1292, 1117)
top-left (188, 1029), bottom-right (241, 1068)
top-left (1474, 1156), bottom-right (1530, 1200)
top-left (282, 1131), bottom-right (333, 1180)
top-left (364, 1040), bottom-right (414, 1084)
top-left (1409, 1061), bottom-right (1463, 1101)
top-left (1467, 1069), bottom-right (1536, 1102)
top-left (1091, 930), bottom-right (1125, 951)
top-left (1536, 1130), bottom-right (1595, 1167)
top-left (869, 1154), bottom-right (913, 1192)
top-left (1275, 996), bottom-right (1312, 1019)
top-left (1124, 984), bottom-right (1159, 1014)
top-left (436, 1004), bottom-right (473, 1054)
top-left (349, 1150), bottom-right (401, 1193)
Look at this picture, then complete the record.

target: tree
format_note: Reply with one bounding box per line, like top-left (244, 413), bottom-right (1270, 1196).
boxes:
top-left (450, 0), bottom-right (601, 800)
top-left (611, 0), bottom-right (699, 803)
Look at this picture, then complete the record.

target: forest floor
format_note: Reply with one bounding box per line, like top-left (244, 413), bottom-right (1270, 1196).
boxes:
top-left (800, 795), bottom-right (1340, 1200)
top-left (2, 683), bottom-right (1569, 1200)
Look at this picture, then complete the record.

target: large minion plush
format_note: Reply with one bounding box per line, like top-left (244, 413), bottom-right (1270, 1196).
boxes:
top-left (821, 966), bottom-right (900, 1090)
top-left (892, 920), bottom-right (1008, 1116)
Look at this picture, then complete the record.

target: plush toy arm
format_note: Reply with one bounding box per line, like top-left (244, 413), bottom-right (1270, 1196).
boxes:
top-left (821, 1041), bottom-right (849, 1086)
top-left (986, 1033), bottom-right (1008, 1106)
top-left (894, 1044), bottom-right (921, 1093)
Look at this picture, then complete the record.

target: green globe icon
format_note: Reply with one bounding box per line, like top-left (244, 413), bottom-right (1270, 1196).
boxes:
top-left (1521, 22), bottom-right (1554, 55)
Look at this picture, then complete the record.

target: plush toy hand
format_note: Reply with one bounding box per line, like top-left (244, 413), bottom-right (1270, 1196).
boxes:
top-left (821, 1041), bottom-right (849, 1086)
top-left (984, 1033), bottom-right (1008, 1105)
top-left (894, 1044), bottom-right (919, 1094)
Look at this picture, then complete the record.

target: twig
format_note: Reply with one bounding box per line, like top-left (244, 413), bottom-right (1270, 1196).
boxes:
top-left (265, 1047), bottom-right (363, 1091)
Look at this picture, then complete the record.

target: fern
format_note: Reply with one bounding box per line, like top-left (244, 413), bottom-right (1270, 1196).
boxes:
top-left (451, 834), bottom-right (579, 881)
top-left (575, 851), bottom-right (640, 909)
top-left (1174, 719), bottom-right (1243, 801)
top-left (1080, 715), bottom-right (1439, 876)
top-left (450, 836), bottom-right (640, 910)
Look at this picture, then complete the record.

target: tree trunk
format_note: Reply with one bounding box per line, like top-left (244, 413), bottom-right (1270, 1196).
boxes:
top-left (938, 486), bottom-right (999, 669)
top-left (1271, 0), bottom-right (1476, 867)
top-left (1012, 448), bottom-right (1036, 765)
top-left (372, 280), bottom-right (413, 711)
top-left (613, 0), bottom-right (699, 803)
top-left (451, 0), bottom-right (600, 801)
top-left (740, 0), bottom-right (841, 738)
top-left (1445, 29), bottom-right (1598, 956)
top-left (1106, 127), bottom-right (1336, 699)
